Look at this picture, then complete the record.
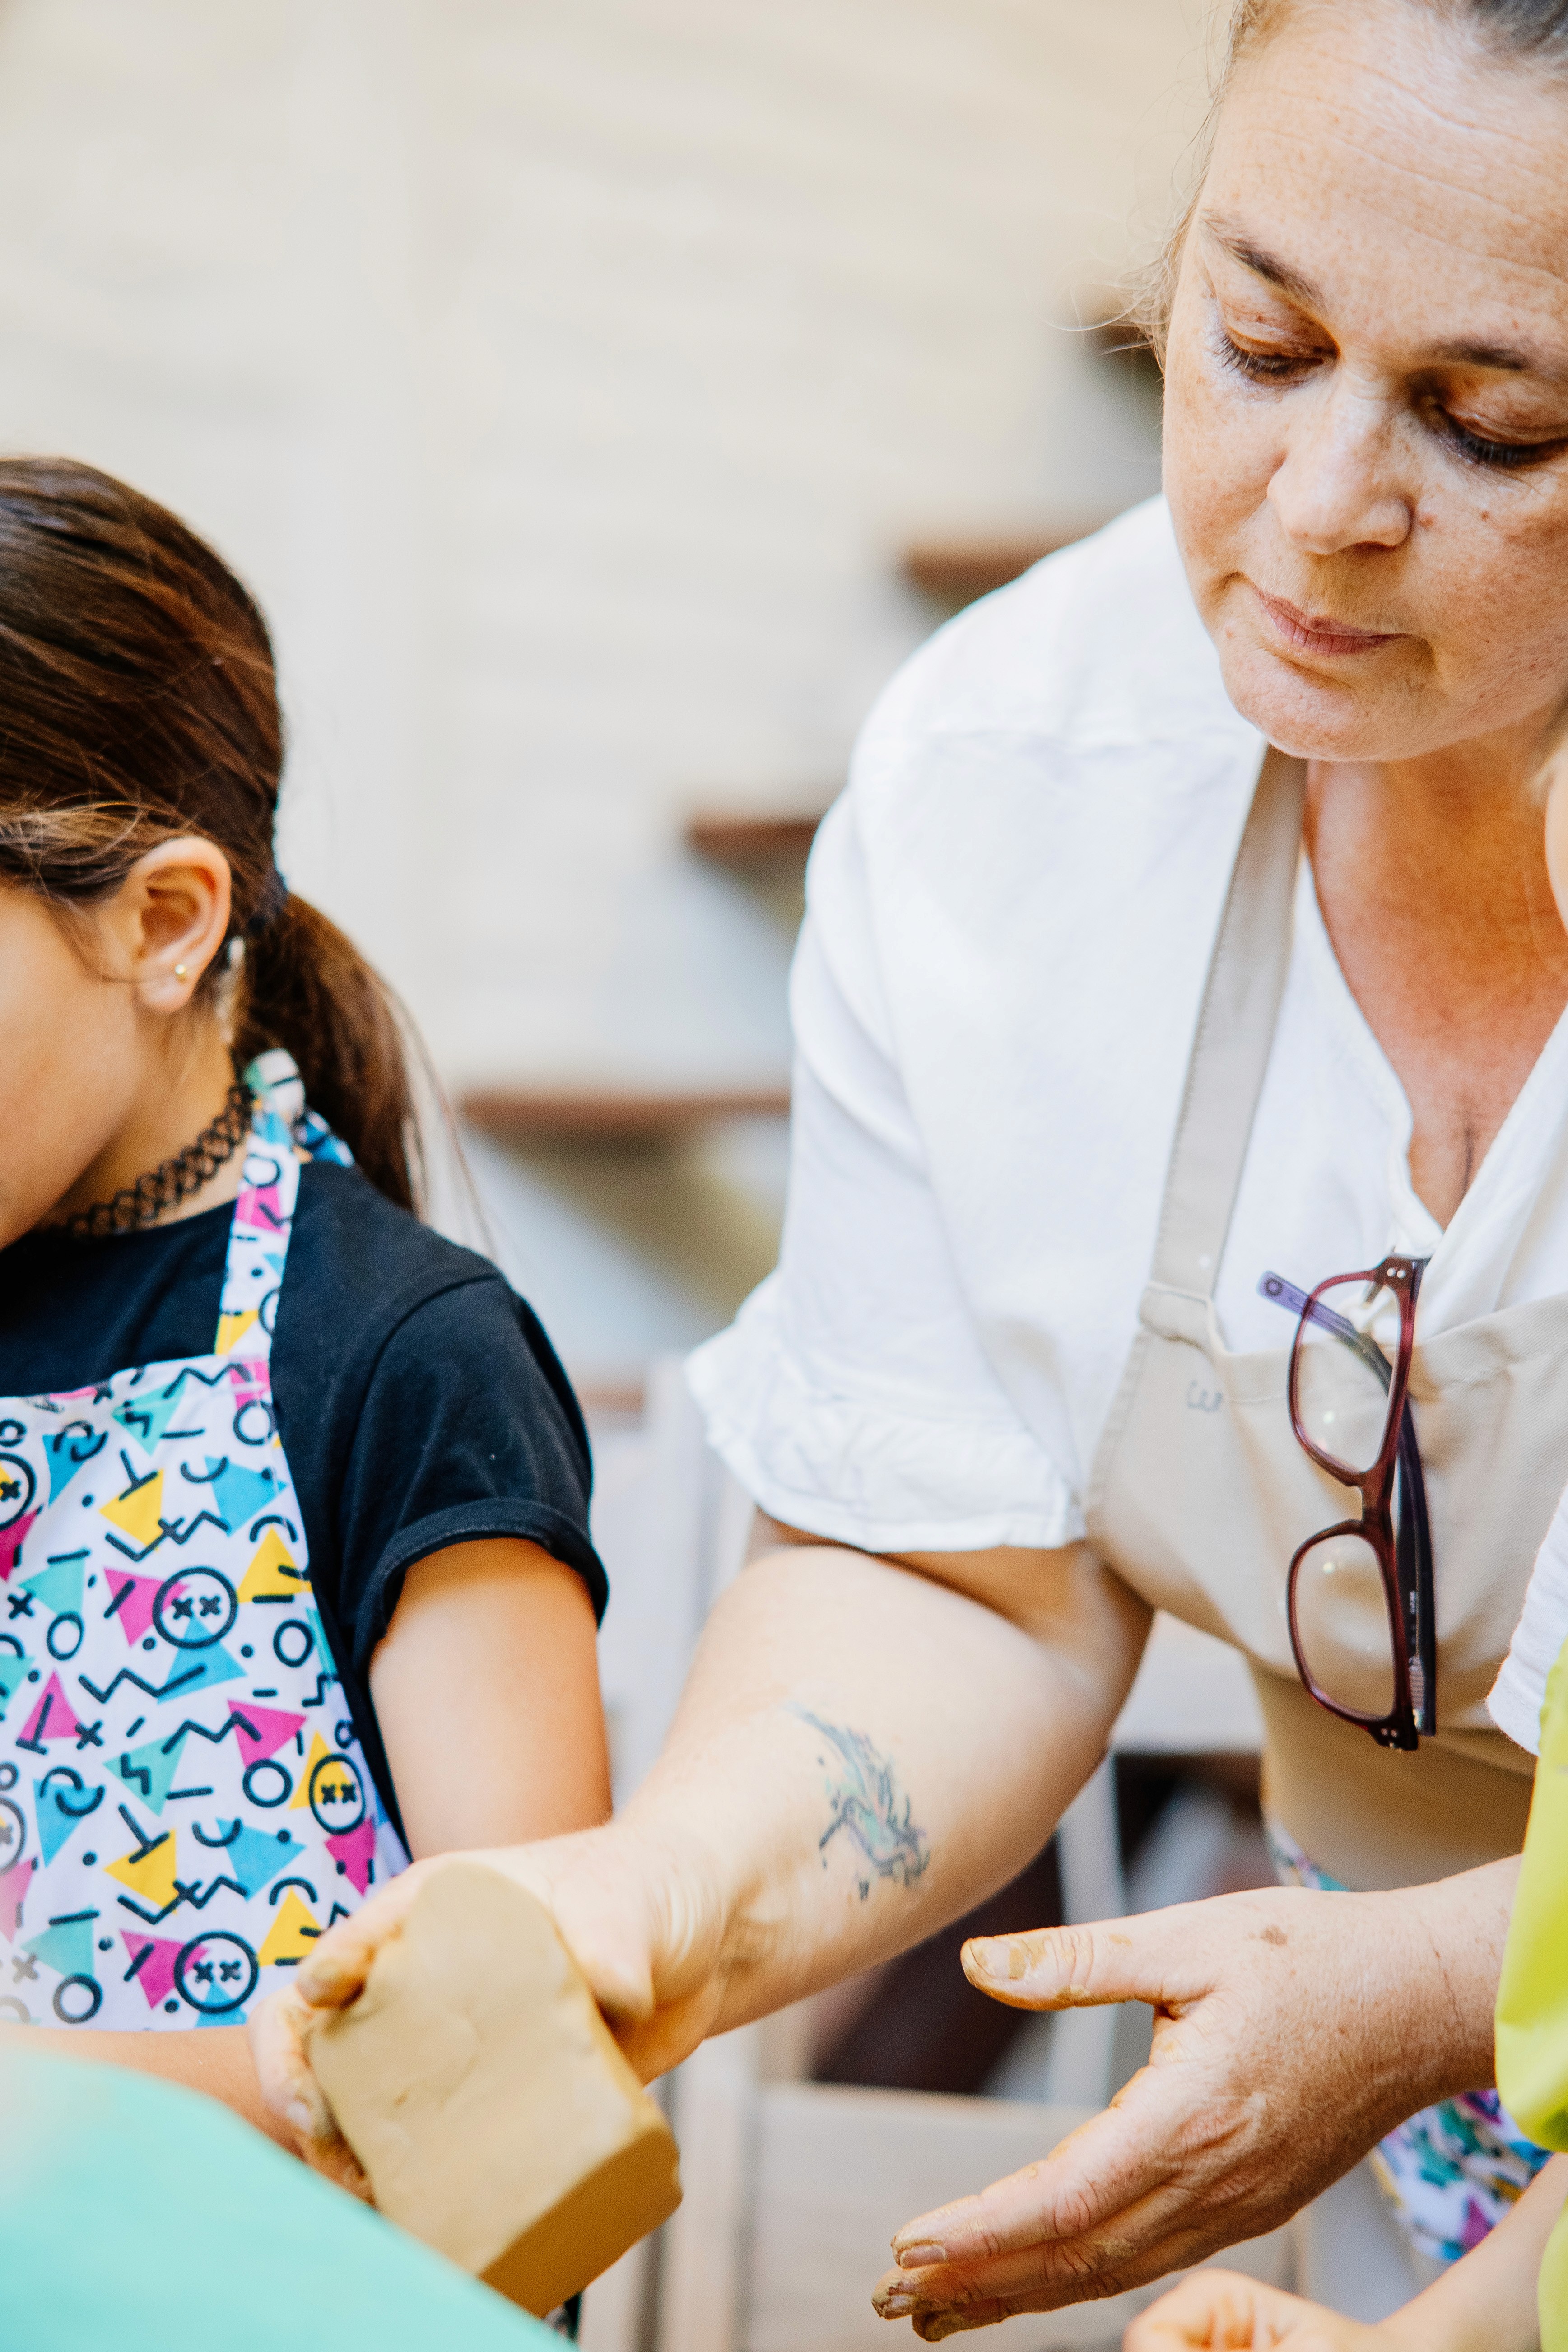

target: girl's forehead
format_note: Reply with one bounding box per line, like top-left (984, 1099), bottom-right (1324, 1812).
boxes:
top-left (1208, 3), bottom-right (1568, 326)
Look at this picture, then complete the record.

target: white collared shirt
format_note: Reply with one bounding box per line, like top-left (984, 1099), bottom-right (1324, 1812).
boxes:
top-left (685, 496), bottom-right (1568, 1735)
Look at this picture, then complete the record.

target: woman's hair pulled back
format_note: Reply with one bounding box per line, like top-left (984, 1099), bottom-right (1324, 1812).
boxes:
top-left (0, 456), bottom-right (420, 1211)
top-left (1225, 0), bottom-right (1568, 85)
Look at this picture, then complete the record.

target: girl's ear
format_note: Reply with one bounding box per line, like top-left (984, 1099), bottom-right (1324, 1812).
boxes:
top-left (114, 837), bottom-right (234, 1016)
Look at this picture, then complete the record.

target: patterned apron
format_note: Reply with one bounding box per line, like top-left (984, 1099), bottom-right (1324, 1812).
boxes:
top-left (0, 1052), bottom-right (405, 2031)
top-left (1086, 750), bottom-right (1566, 2261)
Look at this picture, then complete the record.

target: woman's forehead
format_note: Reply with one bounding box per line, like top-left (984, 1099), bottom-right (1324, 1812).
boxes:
top-left (1208, 1), bottom-right (1568, 336)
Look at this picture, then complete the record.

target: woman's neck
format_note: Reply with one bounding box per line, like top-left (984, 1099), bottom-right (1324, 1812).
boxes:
top-left (1305, 731), bottom-right (1568, 1229)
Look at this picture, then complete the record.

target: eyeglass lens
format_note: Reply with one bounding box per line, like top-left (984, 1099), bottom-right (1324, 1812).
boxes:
top-left (1292, 1528), bottom-right (1398, 1720)
top-left (1293, 1276), bottom-right (1402, 1480)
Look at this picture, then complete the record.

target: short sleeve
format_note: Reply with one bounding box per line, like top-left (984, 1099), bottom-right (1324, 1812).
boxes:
top-left (333, 1275), bottom-right (607, 1680)
top-left (687, 790), bottom-right (1079, 1556)
top-left (1490, 1482), bottom-right (1568, 1755)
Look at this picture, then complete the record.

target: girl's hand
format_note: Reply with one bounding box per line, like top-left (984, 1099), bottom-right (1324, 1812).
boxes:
top-left (249, 1821), bottom-right (732, 2178)
top-left (1122, 2272), bottom-right (1389, 2350)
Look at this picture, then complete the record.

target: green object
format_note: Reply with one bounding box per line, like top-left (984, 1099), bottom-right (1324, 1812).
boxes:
top-left (0, 2046), bottom-right (555, 2350)
top-left (1496, 1639), bottom-right (1568, 2352)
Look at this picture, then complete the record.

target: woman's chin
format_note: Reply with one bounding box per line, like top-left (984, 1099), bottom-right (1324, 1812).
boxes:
top-left (1214, 639), bottom-right (1433, 766)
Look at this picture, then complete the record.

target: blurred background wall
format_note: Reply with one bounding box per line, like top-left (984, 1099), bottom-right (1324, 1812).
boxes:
top-left (0, 0), bottom-right (1212, 1385)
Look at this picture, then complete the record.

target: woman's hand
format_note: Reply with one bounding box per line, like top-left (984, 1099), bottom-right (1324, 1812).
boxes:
top-left (249, 1819), bottom-right (736, 2177)
top-left (1121, 2273), bottom-right (1387, 2350)
top-left (871, 1862), bottom-right (1514, 2336)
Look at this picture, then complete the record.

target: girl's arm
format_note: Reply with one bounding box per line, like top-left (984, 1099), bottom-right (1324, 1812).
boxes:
top-left (8, 1538), bottom-right (608, 2153)
top-left (367, 1536), bottom-right (611, 1854)
top-left (1124, 2153), bottom-right (1568, 2351)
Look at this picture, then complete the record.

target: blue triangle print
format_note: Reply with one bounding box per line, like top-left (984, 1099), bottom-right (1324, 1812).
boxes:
top-left (0, 1653), bottom-right (29, 1719)
top-left (184, 1457), bottom-right (280, 1534)
top-left (42, 1427), bottom-right (108, 1506)
top-left (21, 1553), bottom-right (86, 1620)
top-left (23, 1910), bottom-right (96, 1977)
top-left (112, 1375), bottom-right (189, 1456)
top-left (159, 1646), bottom-right (244, 1701)
top-left (224, 1821), bottom-right (302, 1899)
top-left (112, 1728), bottom-right (188, 1816)
top-left (33, 1774), bottom-right (103, 1867)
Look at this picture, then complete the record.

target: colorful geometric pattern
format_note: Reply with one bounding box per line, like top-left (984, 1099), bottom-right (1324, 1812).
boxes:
top-left (0, 1056), bottom-right (404, 2030)
top-left (1266, 1818), bottom-right (1550, 2262)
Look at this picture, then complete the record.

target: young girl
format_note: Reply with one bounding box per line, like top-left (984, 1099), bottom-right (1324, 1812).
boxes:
top-left (0, 456), bottom-right (611, 2149)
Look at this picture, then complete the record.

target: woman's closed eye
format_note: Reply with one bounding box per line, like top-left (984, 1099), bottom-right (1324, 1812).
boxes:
top-left (1216, 317), bottom-right (1568, 474)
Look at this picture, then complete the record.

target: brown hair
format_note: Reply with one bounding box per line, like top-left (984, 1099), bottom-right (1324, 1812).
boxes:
top-left (0, 456), bottom-right (422, 1211)
top-left (1138, 0), bottom-right (1568, 356)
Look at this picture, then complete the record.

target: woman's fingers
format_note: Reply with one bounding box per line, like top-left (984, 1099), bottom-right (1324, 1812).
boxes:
top-left (1122, 2271), bottom-right (1384, 2348)
top-left (293, 1858), bottom-right (433, 2010)
top-left (962, 1911), bottom-right (1211, 2016)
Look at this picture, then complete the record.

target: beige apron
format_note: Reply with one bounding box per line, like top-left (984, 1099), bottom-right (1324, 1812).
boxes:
top-left (1086, 748), bottom-right (1568, 1894)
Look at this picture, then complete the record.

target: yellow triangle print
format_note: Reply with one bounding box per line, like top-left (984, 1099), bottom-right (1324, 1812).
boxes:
top-left (99, 1472), bottom-right (164, 1551)
top-left (105, 1832), bottom-right (178, 1912)
top-left (258, 1887), bottom-right (321, 1967)
top-left (288, 1732), bottom-right (333, 1810)
top-left (238, 1528), bottom-right (305, 1603)
top-left (215, 1309), bottom-right (259, 1357)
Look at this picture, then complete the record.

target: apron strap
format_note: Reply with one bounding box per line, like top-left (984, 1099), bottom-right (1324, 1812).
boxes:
top-left (214, 1053), bottom-right (311, 1361)
top-left (1148, 745), bottom-right (1307, 1302)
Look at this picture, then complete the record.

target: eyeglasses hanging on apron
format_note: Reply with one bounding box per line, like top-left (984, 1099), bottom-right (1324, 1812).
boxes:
top-left (1258, 1258), bottom-right (1436, 1750)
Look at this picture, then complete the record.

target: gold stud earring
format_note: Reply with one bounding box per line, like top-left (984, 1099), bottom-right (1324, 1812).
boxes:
top-left (174, 963), bottom-right (189, 981)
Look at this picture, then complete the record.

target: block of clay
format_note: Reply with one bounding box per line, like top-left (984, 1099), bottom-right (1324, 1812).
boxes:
top-left (308, 1858), bottom-right (681, 2318)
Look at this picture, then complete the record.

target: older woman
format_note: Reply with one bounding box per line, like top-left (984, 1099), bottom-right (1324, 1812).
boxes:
top-left (263, 0), bottom-right (1568, 2330)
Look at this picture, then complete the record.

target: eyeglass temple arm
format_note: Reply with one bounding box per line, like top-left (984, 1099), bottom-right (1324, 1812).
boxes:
top-left (1256, 1271), bottom-right (1391, 1390)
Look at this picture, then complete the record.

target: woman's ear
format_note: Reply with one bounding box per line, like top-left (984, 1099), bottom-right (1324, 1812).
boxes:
top-left (114, 837), bottom-right (234, 1015)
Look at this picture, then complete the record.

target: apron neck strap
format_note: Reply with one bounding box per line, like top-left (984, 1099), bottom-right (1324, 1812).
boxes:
top-left (1149, 745), bottom-right (1307, 1301)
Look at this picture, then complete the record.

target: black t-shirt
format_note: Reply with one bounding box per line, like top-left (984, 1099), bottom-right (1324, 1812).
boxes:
top-left (0, 1165), bottom-right (606, 1841)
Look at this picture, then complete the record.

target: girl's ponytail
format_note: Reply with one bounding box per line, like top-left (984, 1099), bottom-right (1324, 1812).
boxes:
top-left (238, 894), bottom-right (421, 1214)
top-left (0, 455), bottom-right (423, 1214)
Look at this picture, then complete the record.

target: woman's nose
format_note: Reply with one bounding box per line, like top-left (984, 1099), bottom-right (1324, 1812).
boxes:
top-left (1267, 380), bottom-right (1412, 555)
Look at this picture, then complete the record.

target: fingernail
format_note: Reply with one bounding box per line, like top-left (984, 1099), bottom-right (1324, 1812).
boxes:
top-left (879, 2293), bottom-right (917, 2317)
top-left (969, 1937), bottom-right (1030, 1982)
top-left (896, 2242), bottom-right (946, 2268)
top-left (286, 2100), bottom-right (320, 2137)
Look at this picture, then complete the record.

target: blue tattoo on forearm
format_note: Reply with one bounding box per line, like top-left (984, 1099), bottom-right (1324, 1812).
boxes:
top-left (788, 1705), bottom-right (930, 1897)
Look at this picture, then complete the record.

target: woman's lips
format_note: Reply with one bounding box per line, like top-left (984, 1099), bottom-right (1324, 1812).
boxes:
top-left (1252, 586), bottom-right (1401, 659)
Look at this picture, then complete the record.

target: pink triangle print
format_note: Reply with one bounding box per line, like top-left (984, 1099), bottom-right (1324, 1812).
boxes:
top-left (104, 1569), bottom-right (163, 1646)
top-left (0, 1510), bottom-right (38, 1582)
top-left (18, 1673), bottom-right (81, 1745)
top-left (121, 1931), bottom-right (185, 2009)
top-left (0, 1855), bottom-right (34, 1940)
top-left (228, 1702), bottom-right (306, 1764)
top-left (325, 1818), bottom-right (377, 1895)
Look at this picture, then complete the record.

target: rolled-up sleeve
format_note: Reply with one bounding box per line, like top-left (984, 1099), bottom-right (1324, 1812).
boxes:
top-left (687, 784), bottom-right (1079, 1556)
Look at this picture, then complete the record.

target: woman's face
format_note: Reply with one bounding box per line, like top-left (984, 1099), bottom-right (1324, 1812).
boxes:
top-left (1164, 0), bottom-right (1568, 766)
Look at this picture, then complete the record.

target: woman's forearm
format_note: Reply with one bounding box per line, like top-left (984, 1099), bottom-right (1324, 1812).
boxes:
top-left (618, 1538), bottom-right (1148, 2035)
top-left (1406, 1854), bottom-right (1521, 2103)
top-left (5, 2021), bottom-right (289, 2146)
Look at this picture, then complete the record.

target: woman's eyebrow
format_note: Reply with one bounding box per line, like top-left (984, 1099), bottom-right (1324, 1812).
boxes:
top-left (1203, 211), bottom-right (1568, 382)
top-left (1201, 213), bottom-right (1324, 309)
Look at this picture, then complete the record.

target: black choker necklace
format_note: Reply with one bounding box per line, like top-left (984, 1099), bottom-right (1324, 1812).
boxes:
top-left (51, 1082), bottom-right (254, 1241)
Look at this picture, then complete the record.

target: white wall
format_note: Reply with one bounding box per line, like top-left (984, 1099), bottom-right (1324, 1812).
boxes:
top-left (0, 0), bottom-right (1212, 1093)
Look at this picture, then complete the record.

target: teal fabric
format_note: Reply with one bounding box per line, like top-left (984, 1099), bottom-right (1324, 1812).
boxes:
top-left (0, 2047), bottom-right (554, 2350)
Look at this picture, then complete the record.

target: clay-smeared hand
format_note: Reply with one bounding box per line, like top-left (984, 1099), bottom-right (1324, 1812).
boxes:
top-left (250, 1826), bottom-right (731, 2175)
top-left (870, 1877), bottom-right (1501, 2338)
top-left (1122, 2272), bottom-right (1391, 2349)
